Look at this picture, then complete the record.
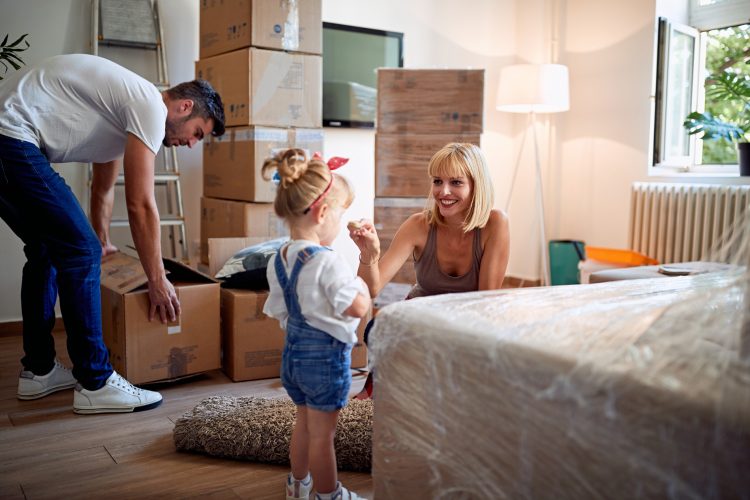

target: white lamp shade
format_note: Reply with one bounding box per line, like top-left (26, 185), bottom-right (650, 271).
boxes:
top-left (496, 64), bottom-right (570, 113)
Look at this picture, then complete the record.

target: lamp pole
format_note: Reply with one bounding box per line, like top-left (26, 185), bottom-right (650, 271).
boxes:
top-left (497, 63), bottom-right (569, 287)
top-left (530, 111), bottom-right (550, 286)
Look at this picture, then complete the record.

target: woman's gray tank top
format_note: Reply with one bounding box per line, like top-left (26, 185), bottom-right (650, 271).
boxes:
top-left (408, 225), bottom-right (483, 299)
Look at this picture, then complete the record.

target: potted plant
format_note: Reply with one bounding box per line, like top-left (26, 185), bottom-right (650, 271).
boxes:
top-left (683, 23), bottom-right (749, 175)
top-left (684, 67), bottom-right (750, 175)
top-left (0, 33), bottom-right (30, 80)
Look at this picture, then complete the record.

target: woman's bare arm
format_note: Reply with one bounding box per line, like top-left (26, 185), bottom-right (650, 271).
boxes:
top-left (350, 213), bottom-right (426, 297)
top-left (478, 209), bottom-right (510, 290)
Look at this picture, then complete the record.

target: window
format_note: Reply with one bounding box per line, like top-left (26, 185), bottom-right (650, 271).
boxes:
top-left (652, 0), bottom-right (750, 173)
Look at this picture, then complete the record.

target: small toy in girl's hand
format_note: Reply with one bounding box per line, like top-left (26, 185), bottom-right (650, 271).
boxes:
top-left (347, 220), bottom-right (364, 231)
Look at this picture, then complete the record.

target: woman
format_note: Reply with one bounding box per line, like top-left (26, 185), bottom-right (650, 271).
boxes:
top-left (349, 143), bottom-right (510, 398)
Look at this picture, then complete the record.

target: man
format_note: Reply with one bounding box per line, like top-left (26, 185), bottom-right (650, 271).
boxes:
top-left (0, 53), bottom-right (225, 414)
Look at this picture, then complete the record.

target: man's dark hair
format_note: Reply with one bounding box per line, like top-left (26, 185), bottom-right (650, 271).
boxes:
top-left (166, 80), bottom-right (225, 137)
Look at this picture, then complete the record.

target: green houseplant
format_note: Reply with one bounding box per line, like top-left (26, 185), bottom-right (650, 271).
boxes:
top-left (0, 33), bottom-right (30, 80)
top-left (683, 27), bottom-right (750, 176)
top-left (683, 69), bottom-right (750, 175)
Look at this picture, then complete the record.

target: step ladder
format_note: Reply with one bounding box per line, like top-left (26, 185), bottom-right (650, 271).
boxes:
top-left (89, 0), bottom-right (188, 262)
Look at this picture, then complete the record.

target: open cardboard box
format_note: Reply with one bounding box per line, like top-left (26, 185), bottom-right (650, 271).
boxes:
top-left (209, 238), bottom-right (369, 382)
top-left (100, 252), bottom-right (221, 385)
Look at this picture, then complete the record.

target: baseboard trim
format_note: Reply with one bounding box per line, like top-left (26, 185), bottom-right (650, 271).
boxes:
top-left (0, 320), bottom-right (23, 337)
top-left (0, 320), bottom-right (66, 337)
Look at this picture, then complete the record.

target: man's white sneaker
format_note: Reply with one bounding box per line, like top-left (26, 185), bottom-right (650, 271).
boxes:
top-left (73, 371), bottom-right (162, 414)
top-left (286, 472), bottom-right (313, 500)
top-left (17, 359), bottom-right (77, 400)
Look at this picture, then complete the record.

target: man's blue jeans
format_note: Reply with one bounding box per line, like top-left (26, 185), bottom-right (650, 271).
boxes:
top-left (0, 134), bottom-right (112, 390)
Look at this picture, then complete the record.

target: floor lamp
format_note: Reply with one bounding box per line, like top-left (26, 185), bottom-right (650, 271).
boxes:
top-left (496, 63), bottom-right (569, 286)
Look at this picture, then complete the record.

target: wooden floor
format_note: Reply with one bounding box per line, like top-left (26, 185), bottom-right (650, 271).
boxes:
top-left (0, 329), bottom-right (373, 499)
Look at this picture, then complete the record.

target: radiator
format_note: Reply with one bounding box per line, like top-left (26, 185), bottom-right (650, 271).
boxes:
top-left (629, 182), bottom-right (750, 264)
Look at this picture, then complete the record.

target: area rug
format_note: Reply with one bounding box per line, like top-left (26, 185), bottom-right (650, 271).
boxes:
top-left (173, 396), bottom-right (373, 472)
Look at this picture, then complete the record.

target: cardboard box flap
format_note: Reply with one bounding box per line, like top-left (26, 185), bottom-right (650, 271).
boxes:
top-left (101, 252), bottom-right (149, 294)
top-left (163, 258), bottom-right (218, 284)
top-left (102, 253), bottom-right (216, 294)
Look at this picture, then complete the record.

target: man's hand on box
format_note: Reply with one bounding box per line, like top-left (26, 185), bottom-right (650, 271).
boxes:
top-left (148, 275), bottom-right (181, 323)
top-left (101, 241), bottom-right (119, 258)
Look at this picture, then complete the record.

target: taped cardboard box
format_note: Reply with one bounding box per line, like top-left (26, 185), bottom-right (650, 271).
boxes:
top-left (100, 252), bottom-right (220, 385)
top-left (375, 133), bottom-right (481, 198)
top-left (195, 48), bottom-right (322, 128)
top-left (220, 290), bottom-right (369, 382)
top-left (374, 197), bottom-right (428, 285)
top-left (200, 197), bottom-right (288, 264)
top-left (209, 237), bottom-right (368, 382)
top-left (203, 126), bottom-right (324, 203)
top-left (377, 69), bottom-right (484, 134)
top-left (199, 0), bottom-right (322, 58)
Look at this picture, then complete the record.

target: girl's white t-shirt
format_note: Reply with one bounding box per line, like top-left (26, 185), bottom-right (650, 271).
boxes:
top-left (264, 239), bottom-right (368, 345)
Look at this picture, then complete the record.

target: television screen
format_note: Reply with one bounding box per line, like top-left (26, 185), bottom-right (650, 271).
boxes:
top-left (322, 22), bottom-right (404, 128)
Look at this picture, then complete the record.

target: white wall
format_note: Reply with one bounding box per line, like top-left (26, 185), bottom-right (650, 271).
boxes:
top-left (553, 0), bottom-right (658, 249)
top-left (1, 0), bottom-right (710, 322)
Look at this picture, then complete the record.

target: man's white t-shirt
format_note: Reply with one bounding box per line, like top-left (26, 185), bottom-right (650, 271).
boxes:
top-left (264, 240), bottom-right (369, 345)
top-left (0, 53), bottom-right (166, 163)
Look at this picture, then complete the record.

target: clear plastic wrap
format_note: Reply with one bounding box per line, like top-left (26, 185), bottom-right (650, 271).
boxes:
top-left (369, 218), bottom-right (750, 499)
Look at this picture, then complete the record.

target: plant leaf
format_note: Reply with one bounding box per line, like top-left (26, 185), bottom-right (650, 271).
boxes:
top-left (0, 34), bottom-right (7, 47)
top-left (7, 34), bottom-right (28, 49)
top-left (3, 57), bottom-right (21, 71)
top-left (3, 52), bottom-right (24, 66)
top-left (684, 111), bottom-right (745, 141)
top-left (705, 71), bottom-right (750, 102)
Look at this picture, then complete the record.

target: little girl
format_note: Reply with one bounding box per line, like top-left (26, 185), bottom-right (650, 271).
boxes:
top-left (262, 149), bottom-right (371, 500)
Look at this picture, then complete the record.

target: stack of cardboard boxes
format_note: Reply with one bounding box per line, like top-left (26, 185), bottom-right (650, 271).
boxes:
top-left (197, 0), bottom-right (324, 266)
top-left (197, 2), bottom-right (368, 382)
top-left (197, 0), bottom-right (323, 382)
top-left (374, 69), bottom-right (485, 283)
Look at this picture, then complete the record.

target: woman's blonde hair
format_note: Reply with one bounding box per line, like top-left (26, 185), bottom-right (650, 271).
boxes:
top-left (426, 143), bottom-right (494, 232)
top-left (261, 149), bottom-right (352, 219)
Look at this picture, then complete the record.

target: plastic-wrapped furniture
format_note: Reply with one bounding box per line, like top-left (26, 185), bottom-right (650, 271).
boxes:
top-left (370, 268), bottom-right (750, 499)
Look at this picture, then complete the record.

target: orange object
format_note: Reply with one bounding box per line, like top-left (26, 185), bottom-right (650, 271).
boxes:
top-left (585, 247), bottom-right (659, 267)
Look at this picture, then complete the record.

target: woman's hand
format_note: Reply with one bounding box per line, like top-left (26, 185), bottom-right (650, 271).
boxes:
top-left (348, 219), bottom-right (381, 262)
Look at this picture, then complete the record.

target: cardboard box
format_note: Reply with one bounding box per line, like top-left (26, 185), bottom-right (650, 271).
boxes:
top-left (323, 80), bottom-right (376, 124)
top-left (220, 288), bottom-right (285, 381)
top-left (100, 252), bottom-right (221, 384)
top-left (209, 238), bottom-right (368, 382)
top-left (203, 126), bottom-right (324, 203)
top-left (220, 289), bottom-right (369, 382)
top-left (200, 197), bottom-right (288, 264)
top-left (195, 48), bottom-right (322, 128)
top-left (200, 0), bottom-right (322, 58)
top-left (377, 69), bottom-right (484, 134)
top-left (374, 197), bottom-right (428, 284)
top-left (375, 133), bottom-right (482, 198)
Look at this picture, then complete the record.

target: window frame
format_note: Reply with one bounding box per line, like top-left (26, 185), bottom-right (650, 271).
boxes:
top-left (651, 1), bottom-right (750, 176)
top-left (653, 18), bottom-right (701, 171)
